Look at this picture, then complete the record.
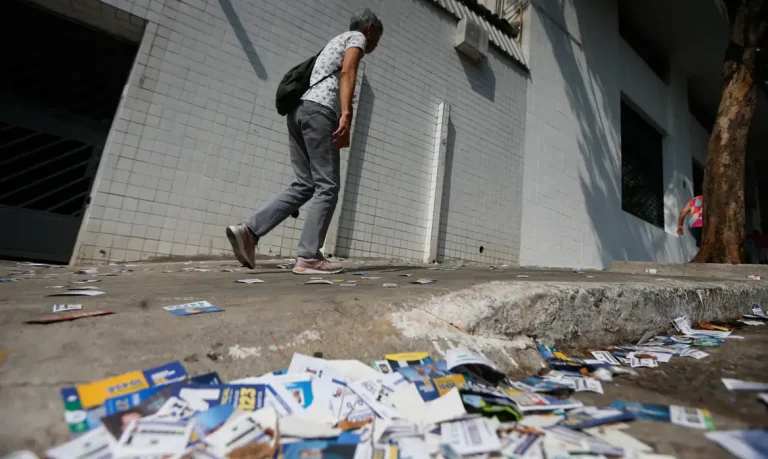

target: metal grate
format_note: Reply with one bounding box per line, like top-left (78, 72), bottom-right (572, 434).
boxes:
top-left (0, 122), bottom-right (98, 216)
top-left (621, 102), bottom-right (664, 228)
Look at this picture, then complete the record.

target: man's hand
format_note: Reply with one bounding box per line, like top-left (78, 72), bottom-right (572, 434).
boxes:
top-left (332, 112), bottom-right (352, 148)
top-left (677, 225), bottom-right (684, 236)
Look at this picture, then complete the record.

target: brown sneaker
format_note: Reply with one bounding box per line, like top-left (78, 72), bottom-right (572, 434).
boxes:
top-left (225, 223), bottom-right (256, 269)
top-left (292, 257), bottom-right (344, 275)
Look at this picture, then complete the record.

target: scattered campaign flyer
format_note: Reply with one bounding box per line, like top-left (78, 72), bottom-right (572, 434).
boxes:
top-left (573, 377), bottom-right (604, 394)
top-left (101, 385), bottom-right (185, 440)
top-left (371, 360), bottom-right (394, 374)
top-left (629, 355), bottom-right (658, 368)
top-left (722, 378), bottom-right (768, 391)
top-left (672, 315), bottom-right (695, 335)
top-left (460, 392), bottom-right (521, 422)
top-left (591, 350), bottom-right (620, 366)
top-left (445, 347), bottom-right (500, 372)
top-left (705, 429), bottom-right (768, 459)
top-left (103, 371), bottom-right (221, 416)
top-left (611, 400), bottom-right (715, 430)
top-left (234, 279), bottom-right (264, 284)
top-left (499, 424), bottom-right (544, 457)
top-left (512, 377), bottom-right (572, 394)
top-left (163, 301), bottom-right (224, 316)
top-left (500, 388), bottom-right (583, 413)
top-left (203, 408), bottom-right (278, 457)
top-left (681, 348), bottom-right (710, 359)
top-left (46, 426), bottom-right (115, 459)
top-left (545, 425), bottom-right (624, 456)
top-left (282, 440), bottom-right (359, 459)
top-left (60, 360), bottom-right (187, 434)
top-left (115, 418), bottom-right (193, 457)
top-left (441, 417), bottom-right (502, 455)
top-left (752, 304), bottom-right (768, 319)
top-left (52, 304), bottom-right (83, 313)
top-left (560, 406), bottom-right (635, 429)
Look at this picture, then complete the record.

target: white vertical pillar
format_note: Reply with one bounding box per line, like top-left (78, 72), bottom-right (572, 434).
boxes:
top-left (323, 65), bottom-right (364, 258)
top-left (423, 102), bottom-right (451, 263)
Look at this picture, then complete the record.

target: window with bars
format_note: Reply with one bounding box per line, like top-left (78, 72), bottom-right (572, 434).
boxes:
top-left (621, 101), bottom-right (664, 228)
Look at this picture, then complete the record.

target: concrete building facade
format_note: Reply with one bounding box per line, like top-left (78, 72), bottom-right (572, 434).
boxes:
top-left (1, 0), bottom-right (765, 269)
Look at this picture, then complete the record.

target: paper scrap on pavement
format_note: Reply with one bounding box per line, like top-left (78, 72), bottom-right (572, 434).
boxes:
top-left (382, 283), bottom-right (398, 288)
top-left (47, 290), bottom-right (105, 297)
top-left (445, 347), bottom-right (500, 372)
top-left (304, 279), bottom-right (334, 285)
top-left (411, 278), bottom-right (437, 284)
top-left (759, 393), bottom-right (768, 405)
top-left (235, 279), bottom-right (265, 284)
top-left (739, 320), bottom-right (765, 326)
top-left (681, 348), bottom-right (709, 359)
top-left (722, 378), bottom-right (768, 391)
top-left (52, 304), bottom-right (82, 313)
top-left (26, 310), bottom-right (114, 324)
top-left (71, 279), bottom-right (101, 284)
top-left (440, 417), bottom-right (501, 455)
top-left (591, 351), bottom-right (620, 366)
top-left (705, 429), bottom-right (768, 459)
top-left (391, 385), bottom-right (466, 426)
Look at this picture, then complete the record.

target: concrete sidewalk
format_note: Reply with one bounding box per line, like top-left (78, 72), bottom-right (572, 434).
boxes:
top-left (1, 259), bottom-right (767, 453)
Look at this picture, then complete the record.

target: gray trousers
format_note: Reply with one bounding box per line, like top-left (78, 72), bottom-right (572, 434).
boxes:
top-left (246, 100), bottom-right (340, 259)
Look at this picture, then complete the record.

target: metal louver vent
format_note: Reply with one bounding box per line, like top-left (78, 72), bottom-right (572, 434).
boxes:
top-left (0, 122), bottom-right (99, 216)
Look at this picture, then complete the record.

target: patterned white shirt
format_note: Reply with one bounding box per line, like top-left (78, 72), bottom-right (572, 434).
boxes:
top-left (301, 31), bottom-right (366, 115)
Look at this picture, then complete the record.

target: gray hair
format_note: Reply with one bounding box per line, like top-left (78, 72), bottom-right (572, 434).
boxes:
top-left (349, 8), bottom-right (383, 34)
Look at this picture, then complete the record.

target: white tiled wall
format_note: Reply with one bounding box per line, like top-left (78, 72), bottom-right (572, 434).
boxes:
top-left (519, 0), bottom-right (699, 269)
top-left (75, 0), bottom-right (527, 264)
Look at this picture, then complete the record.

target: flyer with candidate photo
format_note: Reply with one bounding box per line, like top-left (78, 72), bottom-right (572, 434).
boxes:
top-left (60, 360), bottom-right (187, 435)
top-left (163, 301), bottom-right (224, 316)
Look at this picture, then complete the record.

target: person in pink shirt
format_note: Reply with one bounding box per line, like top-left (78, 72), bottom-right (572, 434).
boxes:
top-left (677, 195), bottom-right (703, 247)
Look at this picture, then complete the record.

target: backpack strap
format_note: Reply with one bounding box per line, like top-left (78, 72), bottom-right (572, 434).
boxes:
top-left (308, 67), bottom-right (340, 89)
top-left (307, 47), bottom-right (342, 89)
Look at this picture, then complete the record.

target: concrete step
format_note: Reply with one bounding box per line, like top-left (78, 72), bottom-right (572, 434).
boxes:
top-left (611, 261), bottom-right (768, 279)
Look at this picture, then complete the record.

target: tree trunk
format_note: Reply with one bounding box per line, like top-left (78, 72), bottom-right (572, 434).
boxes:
top-left (694, 0), bottom-right (766, 264)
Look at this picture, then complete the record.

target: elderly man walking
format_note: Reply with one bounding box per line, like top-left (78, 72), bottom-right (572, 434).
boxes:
top-left (226, 9), bottom-right (383, 274)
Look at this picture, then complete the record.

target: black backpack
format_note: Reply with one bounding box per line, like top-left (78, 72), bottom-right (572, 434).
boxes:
top-left (275, 51), bottom-right (340, 116)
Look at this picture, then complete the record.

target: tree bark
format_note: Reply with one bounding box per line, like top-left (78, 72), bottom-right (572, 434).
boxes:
top-left (694, 0), bottom-right (767, 264)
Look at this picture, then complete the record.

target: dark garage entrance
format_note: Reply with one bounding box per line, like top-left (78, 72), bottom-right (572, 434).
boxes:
top-left (0, 0), bottom-right (141, 263)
